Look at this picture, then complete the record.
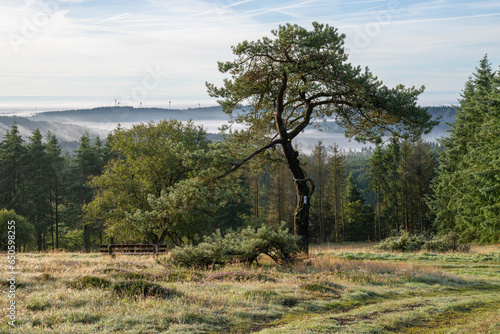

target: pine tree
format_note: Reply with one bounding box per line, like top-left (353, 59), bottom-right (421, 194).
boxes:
top-left (309, 141), bottom-right (329, 243)
top-left (45, 132), bottom-right (65, 249)
top-left (383, 136), bottom-right (402, 233)
top-left (369, 144), bottom-right (385, 239)
top-left (328, 143), bottom-right (347, 242)
top-left (72, 132), bottom-right (105, 252)
top-left (0, 125), bottom-right (26, 212)
top-left (24, 129), bottom-right (51, 251)
top-left (343, 172), bottom-right (374, 241)
top-left (409, 139), bottom-right (436, 233)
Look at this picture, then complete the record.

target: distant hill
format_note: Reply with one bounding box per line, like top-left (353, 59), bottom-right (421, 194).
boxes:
top-left (29, 106), bottom-right (229, 123)
top-left (0, 116), bottom-right (108, 153)
top-left (0, 116), bottom-right (107, 139)
top-left (427, 106), bottom-right (457, 132)
top-left (1, 105), bottom-right (457, 154)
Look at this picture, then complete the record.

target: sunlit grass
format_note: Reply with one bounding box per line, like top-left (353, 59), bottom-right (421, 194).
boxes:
top-left (0, 244), bottom-right (498, 333)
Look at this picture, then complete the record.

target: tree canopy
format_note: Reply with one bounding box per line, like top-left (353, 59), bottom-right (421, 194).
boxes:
top-left (207, 22), bottom-right (436, 252)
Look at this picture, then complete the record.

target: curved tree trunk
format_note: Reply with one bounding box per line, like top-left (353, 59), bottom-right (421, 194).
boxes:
top-left (280, 140), bottom-right (313, 253)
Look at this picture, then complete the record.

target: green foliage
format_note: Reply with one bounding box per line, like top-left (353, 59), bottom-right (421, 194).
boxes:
top-left (207, 22), bottom-right (435, 253)
top-left (375, 232), bottom-right (427, 252)
top-left (86, 120), bottom-right (212, 244)
top-left (375, 231), bottom-right (470, 253)
top-left (87, 120), bottom-right (254, 246)
top-left (0, 209), bottom-right (34, 250)
top-left (368, 137), bottom-right (436, 238)
top-left (342, 174), bottom-right (375, 242)
top-left (431, 55), bottom-right (500, 244)
top-left (170, 222), bottom-right (300, 269)
top-left (207, 22), bottom-right (435, 141)
top-left (423, 232), bottom-right (471, 253)
top-left (0, 124), bottom-right (26, 213)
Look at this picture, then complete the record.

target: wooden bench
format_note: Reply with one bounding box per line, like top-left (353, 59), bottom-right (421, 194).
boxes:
top-left (99, 244), bottom-right (168, 257)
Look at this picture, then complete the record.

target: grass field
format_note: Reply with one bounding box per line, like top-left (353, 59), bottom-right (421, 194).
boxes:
top-left (1, 244), bottom-right (499, 333)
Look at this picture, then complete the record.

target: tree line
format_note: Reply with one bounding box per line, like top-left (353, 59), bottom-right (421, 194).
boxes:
top-left (0, 127), bottom-right (111, 251)
top-left (0, 117), bottom-right (448, 252)
top-left (1, 26), bottom-right (498, 251)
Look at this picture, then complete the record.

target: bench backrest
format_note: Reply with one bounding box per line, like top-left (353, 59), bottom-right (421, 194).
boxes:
top-left (99, 244), bottom-right (168, 255)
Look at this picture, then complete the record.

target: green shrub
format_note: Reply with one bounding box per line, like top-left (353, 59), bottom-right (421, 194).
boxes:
top-left (375, 232), bottom-right (426, 252)
top-left (423, 232), bottom-right (470, 252)
top-left (0, 209), bottom-right (34, 250)
top-left (170, 240), bottom-right (226, 270)
top-left (170, 222), bottom-right (300, 269)
top-left (375, 232), bottom-right (470, 253)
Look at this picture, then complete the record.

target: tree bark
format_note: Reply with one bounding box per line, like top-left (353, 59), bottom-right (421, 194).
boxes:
top-left (280, 140), bottom-right (314, 253)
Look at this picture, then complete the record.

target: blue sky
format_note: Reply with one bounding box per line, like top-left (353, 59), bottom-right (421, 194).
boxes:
top-left (1, 0), bottom-right (500, 111)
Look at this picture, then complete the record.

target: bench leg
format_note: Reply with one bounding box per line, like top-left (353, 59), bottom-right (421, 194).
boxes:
top-left (108, 245), bottom-right (115, 258)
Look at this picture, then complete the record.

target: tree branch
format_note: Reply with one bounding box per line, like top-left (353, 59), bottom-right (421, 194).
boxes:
top-left (214, 138), bottom-right (283, 180)
top-left (288, 104), bottom-right (314, 139)
top-left (275, 71), bottom-right (289, 140)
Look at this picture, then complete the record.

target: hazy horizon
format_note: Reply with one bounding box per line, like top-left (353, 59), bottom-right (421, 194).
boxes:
top-left (2, 1), bottom-right (499, 115)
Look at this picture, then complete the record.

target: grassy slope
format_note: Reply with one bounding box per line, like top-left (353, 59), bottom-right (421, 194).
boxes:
top-left (1, 244), bottom-right (498, 333)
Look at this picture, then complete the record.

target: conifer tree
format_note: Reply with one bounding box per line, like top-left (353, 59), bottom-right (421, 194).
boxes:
top-left (309, 141), bottom-right (329, 243)
top-left (46, 132), bottom-right (65, 249)
top-left (207, 22), bottom-right (435, 252)
top-left (343, 172), bottom-right (374, 241)
top-left (24, 129), bottom-right (51, 250)
top-left (329, 143), bottom-right (347, 242)
top-left (431, 55), bottom-right (499, 243)
top-left (0, 125), bottom-right (26, 213)
top-left (384, 136), bottom-right (402, 233)
top-left (369, 144), bottom-right (385, 239)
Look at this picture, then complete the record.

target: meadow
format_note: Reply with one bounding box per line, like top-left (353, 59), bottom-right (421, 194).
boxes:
top-left (1, 244), bottom-right (499, 333)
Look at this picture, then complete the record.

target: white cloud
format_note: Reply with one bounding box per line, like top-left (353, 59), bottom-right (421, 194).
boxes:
top-left (0, 0), bottom-right (499, 108)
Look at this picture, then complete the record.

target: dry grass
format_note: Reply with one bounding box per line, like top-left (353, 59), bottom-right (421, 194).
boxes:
top-left (0, 245), bottom-right (498, 333)
top-left (469, 243), bottom-right (500, 254)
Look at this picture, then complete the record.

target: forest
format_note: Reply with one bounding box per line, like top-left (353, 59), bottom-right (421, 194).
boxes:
top-left (1, 55), bottom-right (499, 252)
top-left (1, 39), bottom-right (499, 253)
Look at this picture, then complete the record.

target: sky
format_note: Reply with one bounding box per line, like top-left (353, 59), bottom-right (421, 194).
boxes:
top-left (1, 0), bottom-right (500, 113)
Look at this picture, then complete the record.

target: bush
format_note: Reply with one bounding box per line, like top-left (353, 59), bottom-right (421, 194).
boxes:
top-left (375, 232), bottom-right (470, 253)
top-left (170, 222), bottom-right (300, 269)
top-left (170, 231), bottom-right (228, 269)
top-left (423, 232), bottom-right (470, 252)
top-left (0, 209), bottom-right (34, 250)
top-left (375, 232), bottom-right (426, 252)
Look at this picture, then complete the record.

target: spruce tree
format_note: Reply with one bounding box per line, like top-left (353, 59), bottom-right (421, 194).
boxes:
top-left (24, 129), bottom-right (51, 250)
top-left (0, 125), bottom-right (26, 213)
top-left (329, 143), bottom-right (347, 242)
top-left (309, 141), bottom-right (329, 243)
top-left (431, 55), bottom-right (499, 243)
